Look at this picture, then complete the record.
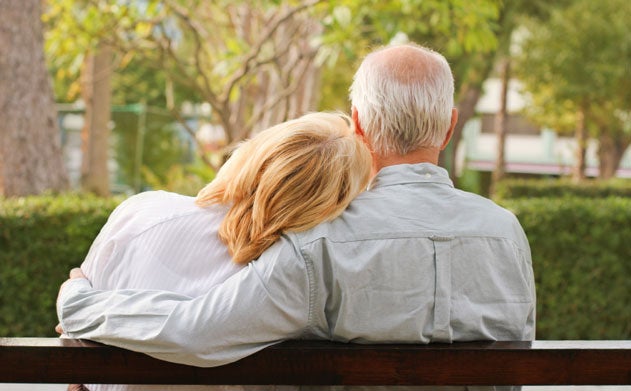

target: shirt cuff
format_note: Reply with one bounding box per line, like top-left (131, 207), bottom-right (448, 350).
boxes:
top-left (56, 278), bottom-right (92, 336)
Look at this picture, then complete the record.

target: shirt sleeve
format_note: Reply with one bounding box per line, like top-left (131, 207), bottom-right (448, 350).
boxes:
top-left (511, 216), bottom-right (536, 341)
top-left (80, 193), bottom-right (140, 281)
top-left (57, 236), bottom-right (311, 367)
top-left (520, 226), bottom-right (537, 341)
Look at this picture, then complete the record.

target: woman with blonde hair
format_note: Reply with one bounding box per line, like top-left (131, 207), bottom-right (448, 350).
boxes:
top-left (196, 112), bottom-right (371, 264)
top-left (76, 112), bottom-right (370, 390)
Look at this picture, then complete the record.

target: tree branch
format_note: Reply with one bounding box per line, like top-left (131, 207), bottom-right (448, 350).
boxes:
top-left (164, 0), bottom-right (218, 107)
top-left (219, 0), bottom-right (322, 104)
top-left (169, 108), bottom-right (220, 173)
top-left (245, 47), bottom-right (317, 134)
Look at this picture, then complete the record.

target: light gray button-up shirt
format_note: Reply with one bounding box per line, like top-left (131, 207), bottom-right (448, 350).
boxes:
top-left (58, 163), bottom-right (535, 375)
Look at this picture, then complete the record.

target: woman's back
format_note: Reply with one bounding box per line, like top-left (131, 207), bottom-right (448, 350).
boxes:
top-left (82, 191), bottom-right (243, 295)
top-left (81, 191), bottom-right (247, 391)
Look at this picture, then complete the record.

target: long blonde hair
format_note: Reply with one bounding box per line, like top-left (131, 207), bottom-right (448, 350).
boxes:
top-left (196, 112), bottom-right (372, 264)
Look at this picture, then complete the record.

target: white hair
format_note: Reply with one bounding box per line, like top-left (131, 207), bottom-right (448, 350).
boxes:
top-left (349, 44), bottom-right (454, 156)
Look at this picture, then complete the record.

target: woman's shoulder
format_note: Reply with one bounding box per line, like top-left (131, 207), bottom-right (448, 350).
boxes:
top-left (106, 191), bottom-right (221, 234)
top-left (114, 190), bottom-right (198, 215)
top-left (122, 189), bottom-right (192, 205)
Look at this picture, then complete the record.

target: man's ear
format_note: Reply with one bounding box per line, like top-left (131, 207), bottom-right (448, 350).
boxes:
top-left (351, 107), bottom-right (365, 137)
top-left (440, 108), bottom-right (458, 150)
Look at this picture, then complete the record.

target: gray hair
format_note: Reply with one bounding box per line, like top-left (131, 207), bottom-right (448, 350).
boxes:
top-left (349, 44), bottom-right (454, 156)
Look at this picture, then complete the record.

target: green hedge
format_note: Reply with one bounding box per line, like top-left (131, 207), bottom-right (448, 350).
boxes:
top-left (501, 196), bottom-right (631, 340)
top-left (1, 193), bottom-right (630, 340)
top-left (494, 178), bottom-right (631, 199)
top-left (0, 194), bottom-right (123, 337)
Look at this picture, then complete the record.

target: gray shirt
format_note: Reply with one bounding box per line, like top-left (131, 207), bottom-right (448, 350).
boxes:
top-left (58, 163), bottom-right (535, 372)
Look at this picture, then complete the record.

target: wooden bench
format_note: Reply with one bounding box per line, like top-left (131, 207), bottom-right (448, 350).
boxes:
top-left (1, 338), bottom-right (630, 386)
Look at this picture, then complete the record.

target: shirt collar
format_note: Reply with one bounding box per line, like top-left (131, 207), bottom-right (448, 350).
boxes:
top-left (368, 163), bottom-right (454, 190)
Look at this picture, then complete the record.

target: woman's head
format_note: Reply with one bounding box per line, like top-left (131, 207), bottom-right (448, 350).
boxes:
top-left (197, 112), bottom-right (372, 264)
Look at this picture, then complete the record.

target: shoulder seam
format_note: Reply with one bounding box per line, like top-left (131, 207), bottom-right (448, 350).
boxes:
top-left (288, 232), bottom-right (317, 339)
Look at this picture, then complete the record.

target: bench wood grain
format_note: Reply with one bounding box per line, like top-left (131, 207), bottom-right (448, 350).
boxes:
top-left (1, 338), bottom-right (630, 385)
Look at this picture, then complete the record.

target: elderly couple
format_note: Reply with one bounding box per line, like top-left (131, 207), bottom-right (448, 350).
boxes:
top-left (57, 43), bottom-right (535, 391)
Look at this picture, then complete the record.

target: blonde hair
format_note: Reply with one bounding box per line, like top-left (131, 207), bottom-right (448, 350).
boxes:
top-left (196, 112), bottom-right (372, 264)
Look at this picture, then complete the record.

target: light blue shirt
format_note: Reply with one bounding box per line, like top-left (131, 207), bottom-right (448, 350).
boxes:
top-left (58, 163), bottom-right (535, 373)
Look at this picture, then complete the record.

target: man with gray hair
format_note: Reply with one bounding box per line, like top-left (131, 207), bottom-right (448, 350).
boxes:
top-left (57, 43), bottom-right (535, 380)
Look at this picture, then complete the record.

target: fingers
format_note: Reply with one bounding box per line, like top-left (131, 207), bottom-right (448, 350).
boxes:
top-left (67, 384), bottom-right (90, 391)
top-left (69, 268), bottom-right (86, 280)
top-left (55, 323), bottom-right (64, 335)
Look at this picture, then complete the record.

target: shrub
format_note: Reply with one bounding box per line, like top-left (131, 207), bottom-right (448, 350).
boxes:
top-left (0, 193), bottom-right (123, 337)
top-left (494, 178), bottom-right (631, 200)
top-left (2, 193), bottom-right (629, 340)
top-left (501, 196), bottom-right (631, 339)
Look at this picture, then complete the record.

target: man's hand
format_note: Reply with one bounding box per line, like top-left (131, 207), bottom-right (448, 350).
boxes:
top-left (58, 268), bottom-right (88, 296)
top-left (56, 268), bottom-right (89, 335)
top-left (68, 267), bottom-right (87, 280)
top-left (67, 384), bottom-right (90, 391)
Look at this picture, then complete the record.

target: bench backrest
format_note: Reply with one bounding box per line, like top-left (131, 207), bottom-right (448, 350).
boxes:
top-left (1, 338), bottom-right (630, 385)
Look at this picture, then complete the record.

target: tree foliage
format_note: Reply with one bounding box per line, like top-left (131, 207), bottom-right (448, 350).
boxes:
top-left (45, 0), bottom-right (508, 174)
top-left (514, 0), bottom-right (631, 178)
top-left (317, 0), bottom-right (501, 111)
top-left (46, 0), bottom-right (327, 171)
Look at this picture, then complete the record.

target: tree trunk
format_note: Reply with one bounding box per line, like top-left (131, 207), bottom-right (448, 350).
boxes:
top-left (439, 53), bottom-right (497, 184)
top-left (597, 129), bottom-right (629, 179)
top-left (490, 58), bottom-right (510, 195)
top-left (572, 107), bottom-right (587, 182)
top-left (440, 84), bottom-right (483, 175)
top-left (80, 44), bottom-right (113, 196)
top-left (0, 0), bottom-right (69, 197)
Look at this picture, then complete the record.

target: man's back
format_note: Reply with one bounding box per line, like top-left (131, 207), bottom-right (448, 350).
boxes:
top-left (292, 163), bottom-right (535, 344)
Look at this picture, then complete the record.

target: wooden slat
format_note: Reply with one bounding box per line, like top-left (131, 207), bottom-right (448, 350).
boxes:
top-left (0, 338), bottom-right (630, 385)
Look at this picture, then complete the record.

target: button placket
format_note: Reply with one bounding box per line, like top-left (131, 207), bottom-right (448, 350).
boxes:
top-left (430, 235), bottom-right (454, 342)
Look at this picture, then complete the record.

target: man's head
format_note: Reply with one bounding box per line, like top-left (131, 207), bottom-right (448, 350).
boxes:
top-left (349, 43), bottom-right (456, 158)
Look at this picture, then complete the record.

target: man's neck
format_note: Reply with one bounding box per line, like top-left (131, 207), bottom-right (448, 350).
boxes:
top-left (371, 147), bottom-right (440, 176)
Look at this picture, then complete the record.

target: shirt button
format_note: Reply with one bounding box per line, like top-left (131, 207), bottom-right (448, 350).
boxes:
top-left (424, 173), bottom-right (432, 178)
